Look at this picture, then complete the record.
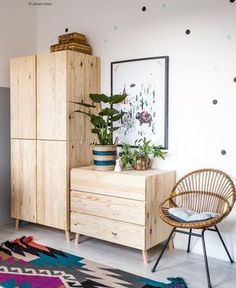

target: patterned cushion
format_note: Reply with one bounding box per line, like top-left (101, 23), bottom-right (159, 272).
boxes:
top-left (168, 207), bottom-right (220, 222)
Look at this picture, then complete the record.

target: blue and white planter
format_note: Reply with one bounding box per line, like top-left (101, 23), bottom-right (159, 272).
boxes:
top-left (92, 145), bottom-right (117, 171)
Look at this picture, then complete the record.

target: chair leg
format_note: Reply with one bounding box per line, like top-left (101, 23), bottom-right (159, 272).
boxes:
top-left (152, 227), bottom-right (176, 273)
top-left (214, 225), bottom-right (234, 263)
top-left (202, 229), bottom-right (212, 288)
top-left (187, 228), bottom-right (192, 253)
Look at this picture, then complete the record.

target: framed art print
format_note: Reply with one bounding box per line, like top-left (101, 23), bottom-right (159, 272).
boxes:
top-left (111, 56), bottom-right (169, 148)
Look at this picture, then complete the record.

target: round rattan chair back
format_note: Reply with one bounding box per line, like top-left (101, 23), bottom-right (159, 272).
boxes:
top-left (170, 168), bottom-right (235, 216)
top-left (159, 168), bottom-right (236, 229)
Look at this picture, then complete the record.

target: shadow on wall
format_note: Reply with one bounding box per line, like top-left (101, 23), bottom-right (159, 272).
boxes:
top-left (0, 87), bottom-right (10, 224)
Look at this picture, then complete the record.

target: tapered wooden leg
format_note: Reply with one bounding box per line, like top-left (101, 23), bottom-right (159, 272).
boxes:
top-left (75, 233), bottom-right (80, 244)
top-left (65, 230), bottom-right (70, 242)
top-left (168, 238), bottom-right (174, 251)
top-left (142, 250), bottom-right (148, 264)
top-left (15, 219), bottom-right (20, 230)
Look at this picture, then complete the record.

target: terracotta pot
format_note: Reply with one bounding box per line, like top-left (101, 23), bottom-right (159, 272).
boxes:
top-left (92, 145), bottom-right (117, 171)
top-left (132, 156), bottom-right (150, 170)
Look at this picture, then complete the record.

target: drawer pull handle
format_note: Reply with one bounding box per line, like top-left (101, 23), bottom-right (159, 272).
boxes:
top-left (112, 232), bottom-right (117, 236)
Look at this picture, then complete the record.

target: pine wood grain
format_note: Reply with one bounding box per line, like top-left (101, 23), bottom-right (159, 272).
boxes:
top-left (71, 212), bottom-right (146, 250)
top-left (71, 190), bottom-right (146, 225)
top-left (10, 51), bottom-right (101, 236)
top-left (11, 139), bottom-right (37, 222)
top-left (70, 167), bottom-right (176, 263)
top-left (10, 56), bottom-right (36, 139)
top-left (37, 140), bottom-right (68, 230)
top-left (145, 171), bottom-right (176, 250)
top-left (68, 52), bottom-right (101, 168)
top-left (37, 52), bottom-right (67, 140)
top-left (71, 167), bottom-right (146, 200)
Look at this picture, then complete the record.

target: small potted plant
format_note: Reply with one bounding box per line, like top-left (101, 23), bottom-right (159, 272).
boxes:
top-left (71, 93), bottom-right (127, 170)
top-left (120, 138), bottom-right (167, 170)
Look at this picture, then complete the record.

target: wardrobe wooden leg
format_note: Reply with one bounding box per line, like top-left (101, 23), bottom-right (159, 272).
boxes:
top-left (142, 250), bottom-right (148, 264)
top-left (15, 219), bottom-right (20, 230)
top-left (65, 230), bottom-right (70, 242)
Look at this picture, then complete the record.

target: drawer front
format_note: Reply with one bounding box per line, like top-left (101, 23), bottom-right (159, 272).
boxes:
top-left (71, 169), bottom-right (146, 200)
top-left (71, 212), bottom-right (145, 250)
top-left (71, 191), bottom-right (145, 225)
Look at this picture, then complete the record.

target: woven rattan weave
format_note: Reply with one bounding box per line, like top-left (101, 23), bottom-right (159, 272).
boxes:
top-left (159, 168), bottom-right (235, 229)
top-left (152, 168), bottom-right (236, 288)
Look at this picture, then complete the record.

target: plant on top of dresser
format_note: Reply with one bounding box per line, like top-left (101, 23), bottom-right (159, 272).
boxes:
top-left (71, 93), bottom-right (127, 170)
top-left (120, 137), bottom-right (167, 170)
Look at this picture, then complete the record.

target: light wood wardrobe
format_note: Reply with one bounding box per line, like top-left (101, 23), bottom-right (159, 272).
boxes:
top-left (10, 51), bottom-right (100, 239)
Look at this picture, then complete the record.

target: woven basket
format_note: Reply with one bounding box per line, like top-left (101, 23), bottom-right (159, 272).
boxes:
top-left (92, 145), bottom-right (117, 171)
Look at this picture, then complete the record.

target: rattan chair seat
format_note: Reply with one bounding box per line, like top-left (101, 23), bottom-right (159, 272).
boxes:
top-left (159, 206), bottom-right (224, 229)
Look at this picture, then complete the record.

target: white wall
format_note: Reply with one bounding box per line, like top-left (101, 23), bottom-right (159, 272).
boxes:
top-left (37, 0), bottom-right (236, 261)
top-left (0, 0), bottom-right (37, 87)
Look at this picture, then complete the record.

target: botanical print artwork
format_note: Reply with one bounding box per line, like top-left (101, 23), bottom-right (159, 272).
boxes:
top-left (112, 57), bottom-right (168, 147)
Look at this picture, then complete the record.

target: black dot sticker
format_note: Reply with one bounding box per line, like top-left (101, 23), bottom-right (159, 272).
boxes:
top-left (230, 0), bottom-right (235, 3)
top-left (221, 150), bottom-right (227, 155)
top-left (142, 6), bottom-right (146, 11)
top-left (233, 77), bottom-right (236, 82)
top-left (185, 29), bottom-right (191, 35)
top-left (65, 28), bottom-right (69, 32)
top-left (212, 99), bottom-right (218, 105)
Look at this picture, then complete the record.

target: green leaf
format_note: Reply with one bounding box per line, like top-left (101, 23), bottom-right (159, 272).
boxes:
top-left (69, 101), bottom-right (96, 108)
top-left (99, 108), bottom-right (119, 117)
top-left (89, 93), bottom-right (110, 103)
top-left (89, 93), bottom-right (127, 105)
top-left (111, 112), bottom-right (126, 122)
top-left (91, 115), bottom-right (106, 127)
top-left (110, 94), bottom-right (127, 104)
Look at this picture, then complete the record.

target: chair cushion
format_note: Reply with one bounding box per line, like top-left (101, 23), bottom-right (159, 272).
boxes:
top-left (168, 207), bottom-right (220, 223)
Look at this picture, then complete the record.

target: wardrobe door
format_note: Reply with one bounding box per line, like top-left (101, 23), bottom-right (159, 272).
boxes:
top-left (37, 52), bottom-right (67, 140)
top-left (11, 139), bottom-right (36, 222)
top-left (10, 56), bottom-right (36, 139)
top-left (37, 140), bottom-right (68, 230)
top-left (68, 52), bottom-right (101, 168)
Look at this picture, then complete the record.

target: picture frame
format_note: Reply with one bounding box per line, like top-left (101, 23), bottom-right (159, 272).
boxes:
top-left (111, 56), bottom-right (169, 149)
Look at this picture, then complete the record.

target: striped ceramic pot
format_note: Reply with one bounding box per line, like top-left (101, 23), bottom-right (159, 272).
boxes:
top-left (92, 145), bottom-right (117, 171)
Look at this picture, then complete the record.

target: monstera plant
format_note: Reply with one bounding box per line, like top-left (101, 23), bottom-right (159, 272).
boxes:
top-left (71, 93), bottom-right (127, 170)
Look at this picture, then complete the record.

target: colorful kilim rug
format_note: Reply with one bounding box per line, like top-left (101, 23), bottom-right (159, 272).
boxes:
top-left (0, 236), bottom-right (188, 288)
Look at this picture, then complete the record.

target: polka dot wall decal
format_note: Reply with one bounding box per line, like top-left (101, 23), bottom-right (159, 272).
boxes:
top-left (230, 0), bottom-right (235, 3)
top-left (142, 6), bottom-right (146, 11)
top-left (162, 3), bottom-right (166, 8)
top-left (185, 29), bottom-right (191, 35)
top-left (212, 99), bottom-right (218, 105)
top-left (226, 34), bottom-right (232, 40)
top-left (221, 150), bottom-right (227, 155)
top-left (104, 39), bottom-right (108, 43)
top-left (114, 26), bottom-right (118, 30)
top-left (65, 28), bottom-right (69, 32)
top-left (234, 77), bottom-right (236, 82)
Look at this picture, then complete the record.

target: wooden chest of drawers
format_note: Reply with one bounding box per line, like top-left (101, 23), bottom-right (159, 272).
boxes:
top-left (70, 166), bottom-right (176, 263)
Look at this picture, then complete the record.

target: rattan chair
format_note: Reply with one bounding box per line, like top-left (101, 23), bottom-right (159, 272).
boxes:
top-left (152, 168), bottom-right (236, 288)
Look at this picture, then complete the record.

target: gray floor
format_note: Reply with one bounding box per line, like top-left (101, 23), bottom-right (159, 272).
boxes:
top-left (0, 222), bottom-right (235, 288)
